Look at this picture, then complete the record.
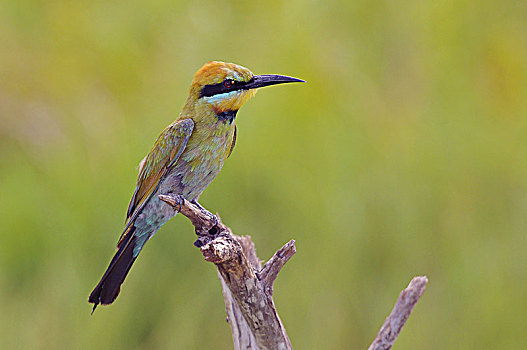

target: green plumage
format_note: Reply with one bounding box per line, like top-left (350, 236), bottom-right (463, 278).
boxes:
top-left (89, 61), bottom-right (303, 311)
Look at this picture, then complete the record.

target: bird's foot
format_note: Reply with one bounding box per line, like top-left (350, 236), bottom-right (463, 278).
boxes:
top-left (170, 194), bottom-right (185, 213)
top-left (159, 192), bottom-right (186, 213)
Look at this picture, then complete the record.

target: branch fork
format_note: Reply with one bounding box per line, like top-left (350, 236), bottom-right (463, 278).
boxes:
top-left (159, 193), bottom-right (428, 350)
top-left (159, 193), bottom-right (294, 350)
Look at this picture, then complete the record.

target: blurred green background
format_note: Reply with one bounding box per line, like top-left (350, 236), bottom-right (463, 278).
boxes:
top-left (1, 0), bottom-right (526, 349)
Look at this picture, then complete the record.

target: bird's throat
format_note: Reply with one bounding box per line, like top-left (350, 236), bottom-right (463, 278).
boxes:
top-left (216, 110), bottom-right (238, 124)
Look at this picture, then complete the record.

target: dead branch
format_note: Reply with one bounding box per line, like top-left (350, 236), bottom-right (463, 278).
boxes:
top-left (160, 193), bottom-right (427, 350)
top-left (159, 194), bottom-right (294, 350)
top-left (368, 276), bottom-right (428, 350)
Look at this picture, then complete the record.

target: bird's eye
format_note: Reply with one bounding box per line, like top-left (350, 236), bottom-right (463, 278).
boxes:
top-left (224, 79), bottom-right (234, 88)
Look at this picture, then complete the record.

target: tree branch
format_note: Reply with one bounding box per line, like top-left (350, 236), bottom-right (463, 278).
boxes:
top-left (258, 241), bottom-right (296, 296)
top-left (160, 194), bottom-right (427, 350)
top-left (159, 194), bottom-right (294, 350)
top-left (368, 276), bottom-right (428, 350)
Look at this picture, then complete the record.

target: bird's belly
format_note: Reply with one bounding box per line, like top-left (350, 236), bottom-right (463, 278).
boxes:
top-left (133, 156), bottom-right (225, 245)
top-left (133, 125), bottom-right (233, 248)
top-left (135, 194), bottom-right (175, 234)
top-left (161, 128), bottom-right (234, 200)
top-left (160, 156), bottom-right (225, 201)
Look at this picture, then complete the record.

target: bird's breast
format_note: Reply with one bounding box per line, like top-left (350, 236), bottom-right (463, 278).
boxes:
top-left (160, 122), bottom-right (235, 200)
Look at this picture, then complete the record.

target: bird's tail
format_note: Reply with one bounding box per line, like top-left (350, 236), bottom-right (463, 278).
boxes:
top-left (89, 226), bottom-right (138, 313)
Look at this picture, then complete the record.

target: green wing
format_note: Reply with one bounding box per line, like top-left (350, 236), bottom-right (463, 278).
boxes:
top-left (126, 119), bottom-right (194, 223)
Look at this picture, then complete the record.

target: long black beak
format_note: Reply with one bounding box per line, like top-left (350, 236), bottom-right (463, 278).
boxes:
top-left (243, 74), bottom-right (305, 90)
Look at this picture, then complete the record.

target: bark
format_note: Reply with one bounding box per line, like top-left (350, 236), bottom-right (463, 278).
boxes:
top-left (160, 194), bottom-right (294, 350)
top-left (368, 276), bottom-right (428, 350)
top-left (159, 194), bottom-right (428, 350)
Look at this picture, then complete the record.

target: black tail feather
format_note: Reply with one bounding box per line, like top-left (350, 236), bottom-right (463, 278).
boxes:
top-left (89, 228), bottom-right (138, 312)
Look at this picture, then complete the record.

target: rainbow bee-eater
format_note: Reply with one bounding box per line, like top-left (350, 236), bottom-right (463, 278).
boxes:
top-left (89, 61), bottom-right (303, 311)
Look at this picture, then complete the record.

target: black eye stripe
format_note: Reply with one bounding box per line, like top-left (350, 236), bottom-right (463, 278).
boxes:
top-left (200, 79), bottom-right (249, 98)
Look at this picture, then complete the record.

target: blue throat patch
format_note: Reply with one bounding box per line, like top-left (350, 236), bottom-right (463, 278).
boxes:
top-left (216, 110), bottom-right (237, 124)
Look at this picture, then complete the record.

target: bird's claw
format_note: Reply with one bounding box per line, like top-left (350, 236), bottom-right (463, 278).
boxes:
top-left (167, 194), bottom-right (184, 212)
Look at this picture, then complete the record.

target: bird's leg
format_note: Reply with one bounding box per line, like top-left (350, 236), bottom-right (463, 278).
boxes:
top-left (165, 193), bottom-right (184, 213)
top-left (160, 194), bottom-right (219, 247)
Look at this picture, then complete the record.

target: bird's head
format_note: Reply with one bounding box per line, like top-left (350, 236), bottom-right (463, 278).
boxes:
top-left (187, 61), bottom-right (304, 116)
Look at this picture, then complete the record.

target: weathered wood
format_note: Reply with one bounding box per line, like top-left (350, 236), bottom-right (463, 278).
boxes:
top-left (258, 241), bottom-right (296, 296)
top-left (160, 193), bottom-right (428, 350)
top-left (220, 273), bottom-right (258, 349)
top-left (159, 194), bottom-right (294, 350)
top-left (368, 276), bottom-right (428, 350)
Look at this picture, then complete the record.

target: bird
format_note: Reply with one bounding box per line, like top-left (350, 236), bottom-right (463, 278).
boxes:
top-left (89, 61), bottom-right (304, 312)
